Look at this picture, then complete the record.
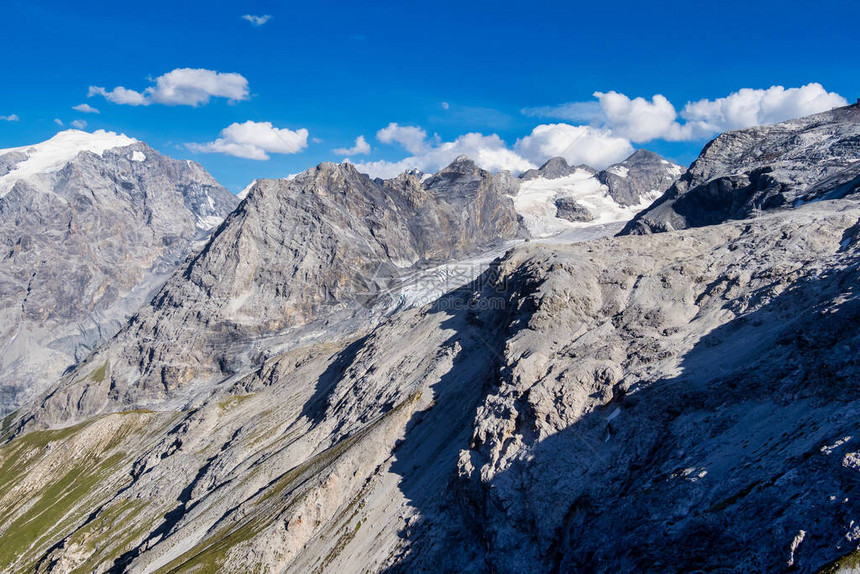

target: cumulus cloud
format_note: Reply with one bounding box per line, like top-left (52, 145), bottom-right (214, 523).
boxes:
top-left (187, 121), bottom-right (309, 160)
top-left (681, 83), bottom-right (848, 132)
top-left (72, 103), bottom-right (99, 114)
top-left (89, 68), bottom-right (250, 107)
top-left (376, 123), bottom-right (429, 154)
top-left (0, 114), bottom-right (19, 122)
top-left (88, 86), bottom-right (148, 106)
top-left (522, 83), bottom-right (847, 144)
top-left (594, 91), bottom-right (692, 142)
top-left (71, 119), bottom-right (87, 129)
top-left (515, 124), bottom-right (634, 169)
top-left (352, 126), bottom-right (535, 178)
top-left (242, 14), bottom-right (271, 26)
top-left (333, 135), bottom-right (371, 156)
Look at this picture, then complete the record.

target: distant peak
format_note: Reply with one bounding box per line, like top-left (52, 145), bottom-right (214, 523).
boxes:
top-left (520, 156), bottom-right (578, 181)
top-left (439, 154), bottom-right (481, 175)
top-left (623, 149), bottom-right (664, 164)
top-left (539, 156), bottom-right (571, 171)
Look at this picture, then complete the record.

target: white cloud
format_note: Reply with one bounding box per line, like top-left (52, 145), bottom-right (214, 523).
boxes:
top-left (187, 120), bottom-right (309, 160)
top-left (72, 103), bottom-right (99, 114)
top-left (54, 118), bottom-right (63, 126)
top-left (377, 123), bottom-right (429, 154)
top-left (242, 14), bottom-right (271, 26)
top-left (88, 85), bottom-right (148, 106)
top-left (71, 119), bottom-right (87, 129)
top-left (681, 83), bottom-right (848, 132)
top-left (89, 68), bottom-right (250, 107)
top-left (441, 102), bottom-right (450, 110)
top-left (333, 135), bottom-right (371, 156)
top-left (353, 127), bottom-right (535, 178)
top-left (515, 124), bottom-right (634, 169)
top-left (0, 114), bottom-right (19, 122)
top-left (594, 91), bottom-right (691, 142)
top-left (521, 83), bottom-right (847, 144)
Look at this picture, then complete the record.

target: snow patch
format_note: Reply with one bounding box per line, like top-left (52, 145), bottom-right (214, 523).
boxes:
top-left (0, 129), bottom-right (137, 196)
top-left (130, 150), bottom-right (146, 162)
top-left (606, 166), bottom-right (629, 178)
top-left (822, 436), bottom-right (852, 455)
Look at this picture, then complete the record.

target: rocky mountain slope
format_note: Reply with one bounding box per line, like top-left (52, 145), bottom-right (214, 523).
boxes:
top-left (12, 157), bottom-right (524, 426)
top-left (621, 103), bottom-right (860, 234)
top-left (515, 151), bottom-right (683, 237)
top-left (0, 130), bottom-right (238, 415)
top-left (1, 197), bottom-right (858, 573)
top-left (2, 108), bottom-right (859, 574)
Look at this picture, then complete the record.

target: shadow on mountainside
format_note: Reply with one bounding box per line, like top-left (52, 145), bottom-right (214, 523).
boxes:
top-left (300, 335), bottom-right (371, 426)
top-left (384, 246), bottom-right (860, 573)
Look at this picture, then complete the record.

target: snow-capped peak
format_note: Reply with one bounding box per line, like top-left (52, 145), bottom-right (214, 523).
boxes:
top-left (0, 129), bottom-right (138, 196)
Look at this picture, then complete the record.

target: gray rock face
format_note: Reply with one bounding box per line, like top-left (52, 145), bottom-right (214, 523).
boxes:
top-left (621, 103), bottom-right (860, 234)
top-left (0, 135), bottom-right (237, 414)
top-left (599, 148), bottom-right (685, 206)
top-left (19, 157), bottom-right (523, 424)
top-left (553, 196), bottom-right (594, 222)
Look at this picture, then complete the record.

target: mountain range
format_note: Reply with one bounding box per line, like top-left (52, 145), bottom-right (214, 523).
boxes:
top-left (0, 105), bottom-right (859, 573)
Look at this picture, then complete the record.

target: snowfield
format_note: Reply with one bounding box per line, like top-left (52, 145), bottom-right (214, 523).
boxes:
top-left (513, 168), bottom-right (662, 237)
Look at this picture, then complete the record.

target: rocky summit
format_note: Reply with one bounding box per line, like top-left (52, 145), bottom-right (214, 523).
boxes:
top-left (621, 103), bottom-right (860, 235)
top-left (1, 107), bottom-right (860, 574)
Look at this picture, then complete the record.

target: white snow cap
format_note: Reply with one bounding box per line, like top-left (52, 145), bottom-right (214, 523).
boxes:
top-left (0, 129), bottom-right (138, 196)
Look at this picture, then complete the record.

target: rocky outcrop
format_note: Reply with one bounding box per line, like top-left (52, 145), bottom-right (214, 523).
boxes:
top-left (0, 132), bottom-right (237, 414)
top-left (553, 196), bottom-right (594, 222)
top-left (621, 103), bottom-right (860, 235)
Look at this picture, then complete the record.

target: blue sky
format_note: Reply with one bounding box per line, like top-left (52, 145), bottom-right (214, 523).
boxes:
top-left (1, 0), bottom-right (857, 191)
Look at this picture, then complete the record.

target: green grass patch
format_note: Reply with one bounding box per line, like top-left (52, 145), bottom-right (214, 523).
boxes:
top-left (0, 410), bottom-right (159, 572)
top-left (0, 452), bottom-right (126, 571)
top-left (90, 362), bottom-right (109, 383)
top-left (65, 498), bottom-right (148, 574)
top-left (217, 394), bottom-right (255, 411)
